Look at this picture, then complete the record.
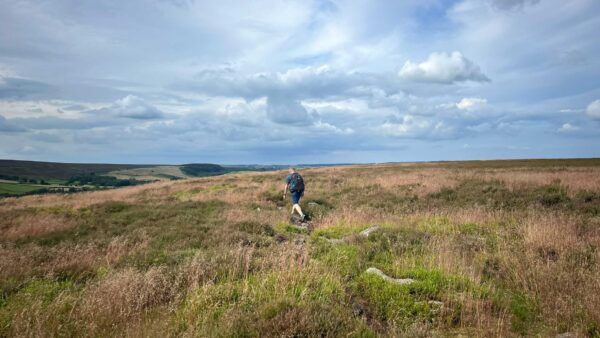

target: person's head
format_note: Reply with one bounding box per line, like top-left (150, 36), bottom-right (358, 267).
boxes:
top-left (288, 167), bottom-right (296, 174)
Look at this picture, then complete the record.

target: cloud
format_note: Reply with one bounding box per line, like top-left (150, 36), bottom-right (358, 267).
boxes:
top-left (399, 51), bottom-right (490, 84)
top-left (0, 114), bottom-right (26, 132)
top-left (586, 100), bottom-right (600, 120)
top-left (313, 120), bottom-right (355, 135)
top-left (0, 0), bottom-right (599, 163)
top-left (175, 65), bottom-right (380, 101)
top-left (266, 96), bottom-right (314, 126)
top-left (87, 95), bottom-right (165, 120)
top-left (9, 115), bottom-right (119, 130)
top-left (7, 96), bottom-right (164, 130)
top-left (0, 77), bottom-right (57, 100)
top-left (456, 97), bottom-right (488, 110)
top-left (62, 104), bottom-right (88, 111)
top-left (379, 114), bottom-right (457, 139)
top-left (490, 0), bottom-right (540, 11)
top-left (557, 123), bottom-right (579, 133)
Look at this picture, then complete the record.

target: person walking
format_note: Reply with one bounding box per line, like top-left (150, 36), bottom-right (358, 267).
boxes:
top-left (283, 167), bottom-right (306, 221)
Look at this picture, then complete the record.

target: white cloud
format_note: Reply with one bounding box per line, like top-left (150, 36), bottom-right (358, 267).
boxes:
top-left (380, 114), bottom-right (456, 139)
top-left (586, 100), bottom-right (600, 120)
top-left (456, 97), bottom-right (488, 110)
top-left (313, 120), bottom-right (355, 135)
top-left (557, 123), bottom-right (580, 133)
top-left (399, 51), bottom-right (490, 84)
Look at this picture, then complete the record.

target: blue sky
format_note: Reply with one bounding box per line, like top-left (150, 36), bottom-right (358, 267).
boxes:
top-left (0, 0), bottom-right (599, 164)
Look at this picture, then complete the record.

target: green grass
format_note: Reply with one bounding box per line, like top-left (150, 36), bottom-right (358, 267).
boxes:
top-left (0, 182), bottom-right (44, 195)
top-left (173, 268), bottom-right (373, 336)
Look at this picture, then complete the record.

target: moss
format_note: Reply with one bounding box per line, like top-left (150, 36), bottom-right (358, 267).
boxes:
top-left (353, 271), bottom-right (437, 326)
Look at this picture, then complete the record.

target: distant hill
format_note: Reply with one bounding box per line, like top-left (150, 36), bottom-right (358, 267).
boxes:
top-left (0, 160), bottom-right (252, 183)
top-left (180, 163), bottom-right (229, 177)
top-left (0, 159), bottom-right (153, 180)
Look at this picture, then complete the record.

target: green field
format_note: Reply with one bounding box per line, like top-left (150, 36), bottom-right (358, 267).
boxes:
top-left (0, 182), bottom-right (44, 196)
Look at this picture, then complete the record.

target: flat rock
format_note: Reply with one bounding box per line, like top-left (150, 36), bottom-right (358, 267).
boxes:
top-left (360, 226), bottom-right (380, 237)
top-left (326, 238), bottom-right (346, 244)
top-left (365, 267), bottom-right (415, 285)
top-left (556, 333), bottom-right (577, 338)
top-left (307, 201), bottom-right (319, 207)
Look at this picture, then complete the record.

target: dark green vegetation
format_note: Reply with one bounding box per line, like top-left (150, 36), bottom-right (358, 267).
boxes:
top-left (180, 163), bottom-right (229, 177)
top-left (66, 173), bottom-right (145, 187)
top-left (0, 159), bottom-right (151, 180)
top-left (0, 159), bottom-right (599, 336)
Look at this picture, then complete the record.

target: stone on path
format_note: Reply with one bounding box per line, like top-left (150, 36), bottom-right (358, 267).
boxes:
top-left (365, 267), bottom-right (415, 285)
top-left (360, 226), bottom-right (380, 237)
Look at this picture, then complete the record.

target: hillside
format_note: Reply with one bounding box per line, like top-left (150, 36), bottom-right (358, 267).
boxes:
top-left (0, 160), bottom-right (241, 197)
top-left (0, 159), bottom-right (153, 180)
top-left (1, 160), bottom-right (599, 336)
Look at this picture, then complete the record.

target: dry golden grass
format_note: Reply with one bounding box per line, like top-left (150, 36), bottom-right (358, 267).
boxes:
top-left (0, 213), bottom-right (76, 241)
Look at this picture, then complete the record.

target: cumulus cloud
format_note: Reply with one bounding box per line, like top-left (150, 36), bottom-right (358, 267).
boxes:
top-left (380, 114), bottom-right (456, 139)
top-left (313, 120), bottom-right (355, 135)
top-left (87, 95), bottom-right (165, 120)
top-left (456, 97), bottom-right (488, 110)
top-left (177, 65), bottom-right (376, 101)
top-left (586, 100), bottom-right (600, 120)
top-left (399, 52), bottom-right (490, 84)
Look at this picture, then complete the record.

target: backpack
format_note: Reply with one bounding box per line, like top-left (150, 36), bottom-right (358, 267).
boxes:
top-left (289, 173), bottom-right (305, 193)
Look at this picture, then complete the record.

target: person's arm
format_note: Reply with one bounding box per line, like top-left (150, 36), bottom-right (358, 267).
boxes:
top-left (283, 183), bottom-right (288, 198)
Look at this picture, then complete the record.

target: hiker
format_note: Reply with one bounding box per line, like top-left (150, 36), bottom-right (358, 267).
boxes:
top-left (283, 167), bottom-right (305, 220)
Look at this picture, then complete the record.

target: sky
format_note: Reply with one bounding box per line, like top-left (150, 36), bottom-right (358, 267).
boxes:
top-left (0, 0), bottom-right (599, 164)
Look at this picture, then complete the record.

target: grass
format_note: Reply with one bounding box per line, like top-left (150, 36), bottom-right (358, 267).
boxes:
top-left (0, 182), bottom-right (43, 195)
top-left (0, 159), bottom-right (599, 336)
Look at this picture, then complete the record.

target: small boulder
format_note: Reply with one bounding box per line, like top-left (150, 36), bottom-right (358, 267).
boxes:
top-left (556, 333), bottom-right (577, 338)
top-left (326, 238), bottom-right (346, 244)
top-left (365, 267), bottom-right (415, 285)
top-left (360, 226), bottom-right (380, 237)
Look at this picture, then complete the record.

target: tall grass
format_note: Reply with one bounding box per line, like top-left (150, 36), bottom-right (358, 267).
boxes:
top-left (1, 162), bottom-right (599, 336)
